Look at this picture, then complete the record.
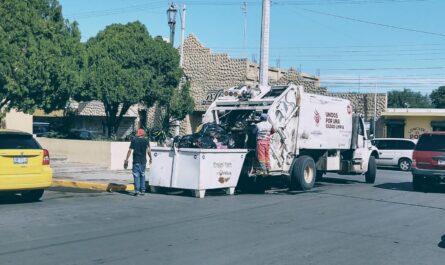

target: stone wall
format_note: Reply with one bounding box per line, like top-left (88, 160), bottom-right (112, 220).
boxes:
top-left (326, 92), bottom-right (387, 119)
top-left (147, 34), bottom-right (388, 135)
top-left (170, 35), bottom-right (323, 133)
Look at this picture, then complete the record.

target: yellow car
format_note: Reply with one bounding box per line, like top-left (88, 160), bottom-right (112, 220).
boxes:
top-left (0, 129), bottom-right (53, 201)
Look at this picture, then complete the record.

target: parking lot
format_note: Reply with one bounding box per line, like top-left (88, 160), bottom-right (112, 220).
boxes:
top-left (1, 169), bottom-right (445, 265)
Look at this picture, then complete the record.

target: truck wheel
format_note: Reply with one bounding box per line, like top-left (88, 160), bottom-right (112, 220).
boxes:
top-left (412, 174), bottom-right (424, 191)
top-left (398, 158), bottom-right (412, 171)
top-left (290, 156), bottom-right (316, 191)
top-left (365, 156), bottom-right (376, 184)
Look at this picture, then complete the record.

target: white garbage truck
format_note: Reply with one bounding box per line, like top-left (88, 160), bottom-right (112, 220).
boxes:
top-left (202, 83), bottom-right (379, 191)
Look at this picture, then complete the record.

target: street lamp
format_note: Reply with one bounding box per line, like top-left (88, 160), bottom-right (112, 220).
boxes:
top-left (167, 3), bottom-right (177, 47)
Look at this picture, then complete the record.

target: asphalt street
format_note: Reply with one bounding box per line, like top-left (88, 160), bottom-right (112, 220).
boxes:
top-left (1, 169), bottom-right (445, 265)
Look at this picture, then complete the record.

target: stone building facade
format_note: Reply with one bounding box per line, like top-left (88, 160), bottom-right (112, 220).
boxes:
top-left (168, 35), bottom-right (387, 135)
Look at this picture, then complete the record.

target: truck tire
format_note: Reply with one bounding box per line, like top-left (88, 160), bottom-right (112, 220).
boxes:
top-left (290, 156), bottom-right (316, 191)
top-left (398, 158), bottom-right (412, 171)
top-left (412, 174), bottom-right (424, 191)
top-left (365, 156), bottom-right (376, 184)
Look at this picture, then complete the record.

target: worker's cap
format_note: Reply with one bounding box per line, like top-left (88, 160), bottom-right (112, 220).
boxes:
top-left (260, 113), bottom-right (268, 121)
top-left (136, 129), bottom-right (145, 137)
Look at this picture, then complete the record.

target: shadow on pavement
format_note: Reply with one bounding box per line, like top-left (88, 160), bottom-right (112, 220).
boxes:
top-left (374, 182), bottom-right (413, 192)
top-left (318, 177), bottom-right (363, 185)
top-left (0, 193), bottom-right (39, 205)
top-left (374, 182), bottom-right (445, 193)
top-left (438, 235), bottom-right (445, 249)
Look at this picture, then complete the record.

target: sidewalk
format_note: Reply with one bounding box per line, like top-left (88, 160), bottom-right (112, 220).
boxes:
top-left (51, 159), bottom-right (136, 192)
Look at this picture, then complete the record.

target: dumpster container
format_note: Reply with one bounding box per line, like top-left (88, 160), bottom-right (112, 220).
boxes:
top-left (148, 148), bottom-right (247, 198)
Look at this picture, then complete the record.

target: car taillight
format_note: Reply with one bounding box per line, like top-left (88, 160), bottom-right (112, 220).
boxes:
top-left (43, 149), bottom-right (50, 165)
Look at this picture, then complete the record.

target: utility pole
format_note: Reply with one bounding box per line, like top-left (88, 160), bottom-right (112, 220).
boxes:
top-left (373, 83), bottom-right (377, 138)
top-left (259, 0), bottom-right (270, 93)
top-left (179, 4), bottom-right (186, 67)
top-left (241, 2), bottom-right (247, 58)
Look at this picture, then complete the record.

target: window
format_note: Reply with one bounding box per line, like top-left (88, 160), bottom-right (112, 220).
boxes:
top-left (398, 140), bottom-right (415, 150)
top-left (385, 119), bottom-right (405, 138)
top-left (377, 140), bottom-right (390, 150)
top-left (415, 134), bottom-right (445, 151)
top-left (372, 139), bottom-right (415, 150)
top-left (0, 134), bottom-right (41, 149)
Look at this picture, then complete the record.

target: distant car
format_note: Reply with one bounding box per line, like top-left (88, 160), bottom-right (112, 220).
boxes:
top-left (411, 132), bottom-right (445, 191)
top-left (33, 122), bottom-right (50, 137)
top-left (67, 130), bottom-right (100, 140)
top-left (371, 138), bottom-right (417, 171)
top-left (0, 130), bottom-right (53, 201)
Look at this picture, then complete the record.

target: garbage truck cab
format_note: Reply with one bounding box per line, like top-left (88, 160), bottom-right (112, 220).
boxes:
top-left (202, 83), bottom-right (379, 191)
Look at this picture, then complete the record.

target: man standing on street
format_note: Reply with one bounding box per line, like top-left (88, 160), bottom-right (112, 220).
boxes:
top-left (125, 129), bottom-right (152, 196)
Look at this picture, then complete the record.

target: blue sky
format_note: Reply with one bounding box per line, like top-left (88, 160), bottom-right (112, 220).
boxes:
top-left (59, 0), bottom-right (445, 94)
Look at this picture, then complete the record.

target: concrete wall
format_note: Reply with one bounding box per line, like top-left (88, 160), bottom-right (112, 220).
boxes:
top-left (4, 109), bottom-right (32, 133)
top-left (36, 138), bottom-right (156, 170)
top-left (37, 138), bottom-right (112, 168)
top-left (404, 116), bottom-right (433, 139)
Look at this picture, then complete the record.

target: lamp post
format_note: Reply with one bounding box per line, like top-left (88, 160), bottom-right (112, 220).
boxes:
top-left (167, 3), bottom-right (177, 46)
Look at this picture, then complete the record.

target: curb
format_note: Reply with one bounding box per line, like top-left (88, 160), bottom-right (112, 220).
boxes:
top-left (52, 179), bottom-right (134, 192)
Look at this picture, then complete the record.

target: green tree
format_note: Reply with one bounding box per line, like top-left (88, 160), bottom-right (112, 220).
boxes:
top-left (149, 80), bottom-right (195, 144)
top-left (80, 22), bottom-right (191, 138)
top-left (387, 88), bottom-right (431, 108)
top-left (0, 0), bottom-right (83, 122)
top-left (430, 86), bottom-right (445, 108)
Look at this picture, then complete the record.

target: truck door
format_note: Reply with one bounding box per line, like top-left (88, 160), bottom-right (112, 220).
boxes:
top-left (352, 117), bottom-right (370, 172)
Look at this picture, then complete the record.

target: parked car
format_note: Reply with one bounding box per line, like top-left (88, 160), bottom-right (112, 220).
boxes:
top-left (32, 122), bottom-right (50, 137)
top-left (371, 138), bottom-right (417, 171)
top-left (67, 130), bottom-right (101, 140)
top-left (411, 132), bottom-right (445, 191)
top-left (0, 130), bottom-right (53, 201)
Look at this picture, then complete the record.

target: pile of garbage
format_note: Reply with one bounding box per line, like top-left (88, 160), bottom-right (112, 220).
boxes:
top-left (177, 123), bottom-right (236, 149)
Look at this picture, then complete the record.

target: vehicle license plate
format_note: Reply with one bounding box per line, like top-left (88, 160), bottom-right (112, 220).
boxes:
top-left (13, 157), bottom-right (28, 165)
top-left (439, 160), bottom-right (445, 165)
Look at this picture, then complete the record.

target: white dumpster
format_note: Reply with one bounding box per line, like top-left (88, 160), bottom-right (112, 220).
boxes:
top-left (148, 147), bottom-right (247, 198)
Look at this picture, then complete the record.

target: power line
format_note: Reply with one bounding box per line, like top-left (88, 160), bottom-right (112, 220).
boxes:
top-left (302, 8), bottom-right (445, 38)
top-left (318, 66), bottom-right (445, 71)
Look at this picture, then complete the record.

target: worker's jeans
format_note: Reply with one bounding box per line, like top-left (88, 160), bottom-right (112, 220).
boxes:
top-left (132, 163), bottom-right (146, 193)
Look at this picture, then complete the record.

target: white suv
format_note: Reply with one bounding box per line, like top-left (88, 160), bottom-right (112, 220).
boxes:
top-left (371, 138), bottom-right (417, 171)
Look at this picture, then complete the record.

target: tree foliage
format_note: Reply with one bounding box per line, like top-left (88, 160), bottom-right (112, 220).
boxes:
top-left (0, 0), bottom-right (82, 116)
top-left (79, 22), bottom-right (190, 137)
top-left (387, 88), bottom-right (431, 108)
top-left (430, 86), bottom-right (445, 108)
top-left (170, 80), bottom-right (195, 121)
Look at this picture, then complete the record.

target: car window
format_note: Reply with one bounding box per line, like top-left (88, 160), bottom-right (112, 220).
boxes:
top-left (385, 140), bottom-right (398, 150)
top-left (376, 140), bottom-right (388, 150)
top-left (415, 134), bottom-right (445, 151)
top-left (398, 140), bottom-right (415, 150)
top-left (0, 134), bottom-right (41, 149)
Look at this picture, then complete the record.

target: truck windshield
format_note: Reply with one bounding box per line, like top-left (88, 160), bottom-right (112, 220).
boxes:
top-left (415, 134), bottom-right (445, 151)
